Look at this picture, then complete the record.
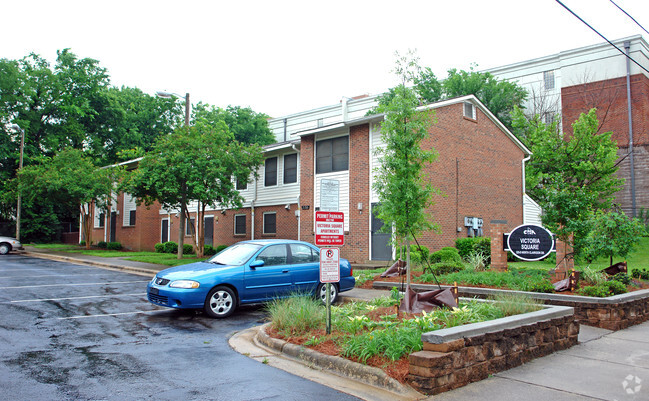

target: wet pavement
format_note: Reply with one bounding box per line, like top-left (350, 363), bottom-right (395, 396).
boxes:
top-left (0, 254), bottom-right (360, 401)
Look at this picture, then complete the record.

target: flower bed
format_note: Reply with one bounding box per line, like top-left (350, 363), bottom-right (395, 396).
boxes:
top-left (374, 281), bottom-right (649, 331)
top-left (262, 294), bottom-right (577, 396)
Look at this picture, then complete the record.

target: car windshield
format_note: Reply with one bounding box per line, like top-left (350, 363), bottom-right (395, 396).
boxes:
top-left (208, 243), bottom-right (263, 266)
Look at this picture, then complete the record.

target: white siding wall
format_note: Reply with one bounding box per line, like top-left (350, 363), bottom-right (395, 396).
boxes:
top-left (370, 122), bottom-right (384, 203)
top-left (315, 172), bottom-right (350, 231)
top-left (523, 194), bottom-right (543, 225)
top-left (122, 193), bottom-right (136, 226)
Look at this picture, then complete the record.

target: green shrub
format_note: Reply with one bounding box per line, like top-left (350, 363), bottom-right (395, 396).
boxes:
top-left (578, 285), bottom-right (612, 298)
top-left (455, 237), bottom-right (491, 263)
top-left (524, 280), bottom-right (555, 293)
top-left (182, 244), bottom-right (194, 255)
top-left (79, 240), bottom-right (86, 246)
top-left (606, 280), bottom-right (628, 295)
top-left (266, 295), bottom-right (324, 336)
top-left (154, 243), bottom-right (165, 253)
top-left (97, 241), bottom-right (107, 249)
top-left (634, 268), bottom-right (649, 280)
top-left (106, 241), bottom-right (122, 250)
top-left (398, 245), bottom-right (430, 264)
top-left (204, 245), bottom-right (217, 256)
top-left (610, 273), bottom-right (631, 285)
top-left (215, 244), bottom-right (228, 254)
top-left (430, 248), bottom-right (462, 264)
top-left (430, 260), bottom-right (464, 275)
top-left (163, 241), bottom-right (178, 254)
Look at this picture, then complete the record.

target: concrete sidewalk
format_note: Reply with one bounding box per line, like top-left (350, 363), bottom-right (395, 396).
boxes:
top-left (19, 248), bottom-right (649, 400)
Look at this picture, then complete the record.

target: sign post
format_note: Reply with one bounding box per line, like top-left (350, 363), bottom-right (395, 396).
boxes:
top-left (320, 247), bottom-right (340, 334)
top-left (316, 211), bottom-right (344, 335)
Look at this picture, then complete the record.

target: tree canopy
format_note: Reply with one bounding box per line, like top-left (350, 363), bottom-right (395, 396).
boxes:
top-left (193, 103), bottom-right (275, 145)
top-left (372, 52), bottom-right (439, 297)
top-left (14, 148), bottom-right (119, 247)
top-left (373, 64), bottom-right (527, 131)
top-left (513, 107), bottom-right (623, 261)
top-left (121, 121), bottom-right (264, 257)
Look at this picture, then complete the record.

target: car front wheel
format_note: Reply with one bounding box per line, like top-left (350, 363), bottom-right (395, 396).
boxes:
top-left (0, 243), bottom-right (10, 255)
top-left (317, 283), bottom-right (339, 304)
top-left (204, 286), bottom-right (237, 318)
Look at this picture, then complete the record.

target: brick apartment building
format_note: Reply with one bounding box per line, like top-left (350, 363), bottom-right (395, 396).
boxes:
top-left (89, 95), bottom-right (532, 263)
top-left (486, 35), bottom-right (649, 218)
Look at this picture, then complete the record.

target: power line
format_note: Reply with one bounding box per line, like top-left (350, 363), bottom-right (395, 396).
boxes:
top-left (555, 0), bottom-right (649, 75)
top-left (609, 0), bottom-right (649, 36)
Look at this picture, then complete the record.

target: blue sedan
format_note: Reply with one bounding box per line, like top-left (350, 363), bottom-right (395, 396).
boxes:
top-left (147, 239), bottom-right (355, 318)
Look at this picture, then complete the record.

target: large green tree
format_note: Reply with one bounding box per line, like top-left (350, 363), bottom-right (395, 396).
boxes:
top-left (121, 121), bottom-right (264, 258)
top-left (373, 65), bottom-right (527, 131)
top-left (513, 107), bottom-right (623, 264)
top-left (193, 103), bottom-right (275, 145)
top-left (373, 52), bottom-right (439, 305)
top-left (14, 148), bottom-right (119, 248)
top-left (585, 210), bottom-right (644, 266)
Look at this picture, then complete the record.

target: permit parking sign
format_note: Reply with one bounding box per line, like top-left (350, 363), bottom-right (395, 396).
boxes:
top-left (320, 247), bottom-right (340, 283)
top-left (315, 211), bottom-right (345, 246)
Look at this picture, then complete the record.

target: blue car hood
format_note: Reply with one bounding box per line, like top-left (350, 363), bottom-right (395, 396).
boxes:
top-left (157, 261), bottom-right (241, 280)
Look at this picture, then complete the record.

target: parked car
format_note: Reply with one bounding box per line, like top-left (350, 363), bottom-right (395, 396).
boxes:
top-left (147, 239), bottom-right (355, 318)
top-left (0, 236), bottom-right (23, 255)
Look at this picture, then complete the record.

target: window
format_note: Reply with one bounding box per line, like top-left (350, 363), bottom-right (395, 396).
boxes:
top-left (463, 102), bottom-right (476, 120)
top-left (263, 212), bottom-right (276, 234)
top-left (316, 136), bottom-right (349, 174)
top-left (543, 70), bottom-right (555, 91)
top-left (290, 244), bottom-right (318, 264)
top-left (99, 213), bottom-right (105, 228)
top-left (129, 210), bottom-right (136, 226)
top-left (186, 218), bottom-right (195, 236)
top-left (542, 112), bottom-right (555, 125)
top-left (234, 214), bottom-right (246, 235)
top-left (265, 157), bottom-right (277, 186)
top-left (256, 244), bottom-right (287, 266)
top-left (123, 194), bottom-right (137, 226)
top-left (236, 178), bottom-right (247, 191)
top-left (284, 153), bottom-right (297, 184)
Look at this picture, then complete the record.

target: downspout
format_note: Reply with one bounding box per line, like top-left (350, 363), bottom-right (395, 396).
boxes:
top-left (251, 171), bottom-right (258, 240)
top-left (522, 155), bottom-right (531, 223)
top-left (292, 143), bottom-right (301, 241)
top-left (283, 118), bottom-right (288, 142)
top-left (624, 40), bottom-right (636, 217)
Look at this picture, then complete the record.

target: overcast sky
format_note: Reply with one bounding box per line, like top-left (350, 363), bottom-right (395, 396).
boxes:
top-left (4, 0), bottom-right (648, 118)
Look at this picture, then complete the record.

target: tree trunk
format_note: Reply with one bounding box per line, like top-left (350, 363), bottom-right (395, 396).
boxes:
top-left (178, 188), bottom-right (187, 260)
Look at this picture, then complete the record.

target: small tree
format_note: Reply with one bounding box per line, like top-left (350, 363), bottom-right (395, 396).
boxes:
top-left (585, 210), bottom-right (644, 266)
top-left (15, 148), bottom-right (118, 248)
top-left (122, 121), bottom-right (263, 258)
top-left (373, 52), bottom-right (439, 308)
top-left (513, 108), bottom-right (623, 264)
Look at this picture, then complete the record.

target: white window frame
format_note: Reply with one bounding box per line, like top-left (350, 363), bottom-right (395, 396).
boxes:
top-left (463, 102), bottom-right (476, 120)
top-left (234, 214), bottom-right (246, 235)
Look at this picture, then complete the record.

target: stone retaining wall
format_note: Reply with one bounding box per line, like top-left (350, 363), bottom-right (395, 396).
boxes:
top-left (374, 282), bottom-right (649, 331)
top-left (408, 310), bottom-right (579, 395)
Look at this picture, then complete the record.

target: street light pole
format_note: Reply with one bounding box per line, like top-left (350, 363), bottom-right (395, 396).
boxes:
top-left (156, 91), bottom-right (190, 126)
top-left (10, 124), bottom-right (25, 241)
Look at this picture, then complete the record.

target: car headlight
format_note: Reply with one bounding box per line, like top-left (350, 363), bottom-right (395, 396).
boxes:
top-left (169, 280), bottom-right (200, 289)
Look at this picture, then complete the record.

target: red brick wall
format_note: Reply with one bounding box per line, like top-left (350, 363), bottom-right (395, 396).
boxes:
top-left (300, 136), bottom-right (316, 244)
top-left (419, 104), bottom-right (525, 252)
top-left (561, 74), bottom-right (649, 216)
top-left (345, 124), bottom-right (371, 262)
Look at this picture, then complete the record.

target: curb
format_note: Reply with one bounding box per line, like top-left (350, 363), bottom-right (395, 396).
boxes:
top-left (254, 323), bottom-right (423, 399)
top-left (22, 251), bottom-right (159, 277)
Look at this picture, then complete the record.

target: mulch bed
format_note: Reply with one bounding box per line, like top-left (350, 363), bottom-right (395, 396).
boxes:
top-left (266, 306), bottom-right (416, 384)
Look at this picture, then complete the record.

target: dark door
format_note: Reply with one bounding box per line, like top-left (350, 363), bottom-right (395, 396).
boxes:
top-left (204, 216), bottom-right (214, 247)
top-left (371, 203), bottom-right (392, 260)
top-left (110, 212), bottom-right (117, 242)
top-left (161, 219), bottom-right (168, 243)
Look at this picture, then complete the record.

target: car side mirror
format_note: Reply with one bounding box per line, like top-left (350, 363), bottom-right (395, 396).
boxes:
top-left (250, 260), bottom-right (264, 269)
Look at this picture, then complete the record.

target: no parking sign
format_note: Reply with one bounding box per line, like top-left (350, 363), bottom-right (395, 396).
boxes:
top-left (319, 247), bottom-right (340, 283)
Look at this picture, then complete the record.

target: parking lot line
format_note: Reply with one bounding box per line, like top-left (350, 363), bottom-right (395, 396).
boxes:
top-left (0, 273), bottom-right (109, 279)
top-left (7, 293), bottom-right (146, 303)
top-left (0, 280), bottom-right (149, 289)
top-left (57, 310), bottom-right (160, 320)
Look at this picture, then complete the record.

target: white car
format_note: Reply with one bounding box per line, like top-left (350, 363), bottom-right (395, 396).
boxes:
top-left (0, 236), bottom-right (23, 255)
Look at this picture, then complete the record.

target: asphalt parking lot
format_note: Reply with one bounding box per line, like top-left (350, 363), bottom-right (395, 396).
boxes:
top-left (0, 254), bottom-right (360, 401)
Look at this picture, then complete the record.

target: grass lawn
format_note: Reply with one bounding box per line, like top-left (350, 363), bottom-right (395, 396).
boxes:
top-left (28, 243), bottom-right (209, 267)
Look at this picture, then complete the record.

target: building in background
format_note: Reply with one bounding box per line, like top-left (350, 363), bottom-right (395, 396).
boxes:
top-left (487, 35), bottom-right (649, 218)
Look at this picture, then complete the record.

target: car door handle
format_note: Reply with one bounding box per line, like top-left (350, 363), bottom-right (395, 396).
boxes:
top-left (282, 270), bottom-right (289, 273)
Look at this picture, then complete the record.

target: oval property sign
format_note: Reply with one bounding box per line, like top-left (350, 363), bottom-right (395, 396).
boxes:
top-left (507, 224), bottom-right (555, 261)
